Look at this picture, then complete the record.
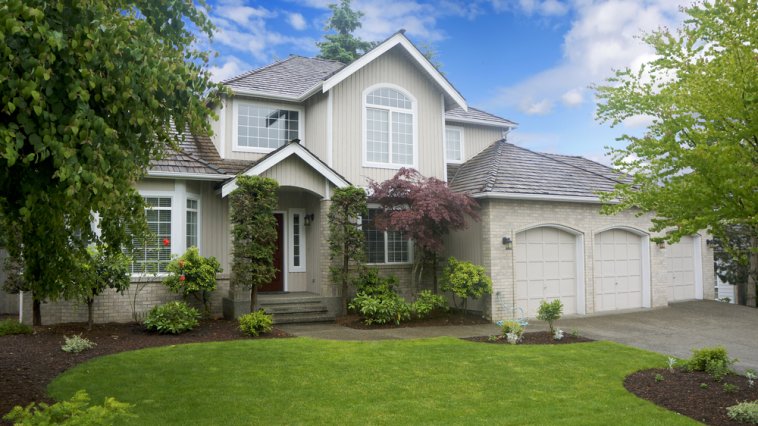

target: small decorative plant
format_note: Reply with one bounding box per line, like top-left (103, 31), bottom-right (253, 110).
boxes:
top-left (684, 346), bottom-right (736, 381)
top-left (163, 247), bottom-right (222, 316)
top-left (500, 320), bottom-right (524, 344)
top-left (61, 335), bottom-right (97, 353)
top-left (699, 383), bottom-right (708, 389)
top-left (0, 319), bottom-right (32, 336)
top-left (654, 374), bottom-right (664, 383)
top-left (537, 299), bottom-right (563, 334)
top-left (746, 370), bottom-right (756, 388)
top-left (727, 401), bottom-right (758, 424)
top-left (667, 356), bottom-right (677, 372)
top-left (723, 383), bottom-right (739, 393)
top-left (553, 329), bottom-right (564, 341)
top-left (505, 332), bottom-right (520, 344)
top-left (238, 310), bottom-right (274, 337)
top-left (143, 301), bottom-right (200, 334)
top-left (2, 390), bottom-right (132, 425)
top-left (440, 257), bottom-right (492, 313)
top-left (411, 290), bottom-right (448, 319)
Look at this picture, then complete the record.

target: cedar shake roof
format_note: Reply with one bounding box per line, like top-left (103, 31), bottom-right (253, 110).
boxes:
top-left (449, 139), bottom-right (629, 199)
top-left (222, 56), bottom-right (345, 99)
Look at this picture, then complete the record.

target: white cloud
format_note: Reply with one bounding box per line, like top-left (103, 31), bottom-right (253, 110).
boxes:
top-left (486, 0), bottom-right (689, 116)
top-left (622, 114), bottom-right (656, 128)
top-left (523, 99), bottom-right (554, 115)
top-left (209, 56), bottom-right (250, 82)
top-left (288, 12), bottom-right (308, 30)
top-left (561, 88), bottom-right (584, 106)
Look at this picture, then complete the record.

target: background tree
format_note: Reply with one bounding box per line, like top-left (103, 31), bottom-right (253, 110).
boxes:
top-left (368, 168), bottom-right (480, 293)
top-left (77, 245), bottom-right (131, 330)
top-left (327, 186), bottom-right (367, 313)
top-left (230, 176), bottom-right (279, 312)
top-left (713, 225), bottom-right (752, 304)
top-left (0, 1), bottom-right (223, 324)
top-left (317, 0), bottom-right (375, 63)
top-left (594, 0), bottom-right (757, 306)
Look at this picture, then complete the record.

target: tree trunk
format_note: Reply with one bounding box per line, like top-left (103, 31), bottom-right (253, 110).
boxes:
top-left (32, 298), bottom-right (41, 326)
top-left (747, 235), bottom-right (757, 307)
top-left (250, 286), bottom-right (258, 312)
top-left (87, 298), bottom-right (94, 331)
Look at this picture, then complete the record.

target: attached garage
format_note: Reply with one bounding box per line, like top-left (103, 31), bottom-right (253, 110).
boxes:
top-left (665, 236), bottom-right (703, 301)
top-left (514, 226), bottom-right (584, 317)
top-left (593, 229), bottom-right (651, 312)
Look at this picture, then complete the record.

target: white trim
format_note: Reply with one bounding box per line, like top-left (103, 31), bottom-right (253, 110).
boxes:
top-left (146, 171), bottom-right (235, 181)
top-left (444, 125), bottom-right (464, 164)
top-left (694, 234), bottom-right (704, 299)
top-left (229, 86), bottom-right (320, 102)
top-left (445, 116), bottom-right (517, 129)
top-left (218, 98), bottom-right (226, 159)
top-left (440, 94), bottom-right (448, 182)
top-left (322, 33), bottom-right (467, 111)
top-left (232, 99), bottom-right (305, 154)
top-left (473, 192), bottom-right (616, 204)
top-left (593, 226), bottom-right (653, 310)
top-left (185, 194), bottom-right (201, 252)
top-left (361, 83), bottom-right (419, 170)
top-left (132, 190), bottom-right (175, 277)
top-left (221, 143), bottom-right (350, 197)
top-left (327, 90), bottom-right (333, 167)
top-left (172, 181), bottom-right (187, 256)
top-left (288, 209), bottom-right (306, 273)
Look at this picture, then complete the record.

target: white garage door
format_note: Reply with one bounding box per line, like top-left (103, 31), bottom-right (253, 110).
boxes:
top-left (515, 227), bottom-right (577, 317)
top-left (594, 229), bottom-right (643, 311)
top-left (666, 236), bottom-right (696, 301)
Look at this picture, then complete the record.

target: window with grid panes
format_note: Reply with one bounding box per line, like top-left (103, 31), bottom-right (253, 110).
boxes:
top-left (237, 103), bottom-right (299, 150)
top-left (186, 198), bottom-right (198, 249)
top-left (363, 208), bottom-right (411, 264)
top-left (131, 197), bottom-right (172, 274)
top-left (365, 87), bottom-right (414, 166)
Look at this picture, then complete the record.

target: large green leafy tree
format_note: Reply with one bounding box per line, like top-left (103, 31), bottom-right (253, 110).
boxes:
top-left (594, 0), bottom-right (758, 306)
top-left (0, 1), bottom-right (223, 324)
top-left (327, 186), bottom-right (367, 313)
top-left (230, 176), bottom-right (279, 312)
top-left (317, 0), bottom-right (375, 63)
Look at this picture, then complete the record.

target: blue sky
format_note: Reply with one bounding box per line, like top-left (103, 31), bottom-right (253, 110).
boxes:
top-left (203, 0), bottom-right (691, 164)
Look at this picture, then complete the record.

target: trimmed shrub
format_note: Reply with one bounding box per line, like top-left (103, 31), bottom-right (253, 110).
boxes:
top-left (238, 310), bottom-right (274, 337)
top-left (411, 290), bottom-right (448, 318)
top-left (727, 401), bottom-right (758, 424)
top-left (61, 335), bottom-right (96, 353)
top-left (3, 390), bottom-right (132, 425)
top-left (143, 301), bottom-right (200, 334)
top-left (353, 268), bottom-right (398, 296)
top-left (441, 257), bottom-right (492, 312)
top-left (349, 292), bottom-right (411, 325)
top-left (500, 320), bottom-right (524, 338)
top-left (0, 319), bottom-right (32, 336)
top-left (685, 346), bottom-right (736, 380)
top-left (163, 246), bottom-right (222, 316)
top-left (537, 299), bottom-right (563, 334)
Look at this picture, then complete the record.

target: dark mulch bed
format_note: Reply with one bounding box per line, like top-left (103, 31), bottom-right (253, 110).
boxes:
top-left (625, 368), bottom-right (758, 425)
top-left (336, 311), bottom-right (490, 329)
top-left (464, 331), bottom-right (594, 345)
top-left (0, 319), bottom-right (290, 422)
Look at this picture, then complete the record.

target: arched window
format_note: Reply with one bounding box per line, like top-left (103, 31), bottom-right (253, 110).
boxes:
top-left (363, 85), bottom-right (416, 167)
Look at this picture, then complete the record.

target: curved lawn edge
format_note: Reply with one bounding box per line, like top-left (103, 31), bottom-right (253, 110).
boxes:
top-left (48, 337), bottom-right (697, 425)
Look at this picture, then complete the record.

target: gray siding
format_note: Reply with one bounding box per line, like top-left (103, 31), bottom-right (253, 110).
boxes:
top-left (451, 123), bottom-right (503, 161)
top-left (261, 156), bottom-right (328, 198)
top-left (331, 46), bottom-right (445, 185)
top-left (304, 91), bottom-right (328, 161)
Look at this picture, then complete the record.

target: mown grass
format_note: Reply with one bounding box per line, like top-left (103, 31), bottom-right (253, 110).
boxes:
top-left (48, 338), bottom-right (696, 425)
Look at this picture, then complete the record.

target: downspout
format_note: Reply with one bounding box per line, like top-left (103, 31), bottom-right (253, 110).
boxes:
top-left (18, 290), bottom-right (23, 323)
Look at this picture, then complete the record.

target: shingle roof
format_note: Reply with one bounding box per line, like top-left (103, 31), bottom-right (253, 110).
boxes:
top-left (445, 106), bottom-right (517, 127)
top-left (449, 139), bottom-right (628, 199)
top-left (222, 56), bottom-right (345, 99)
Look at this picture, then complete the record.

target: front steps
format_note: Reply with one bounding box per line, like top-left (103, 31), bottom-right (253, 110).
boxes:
top-left (258, 292), bottom-right (335, 324)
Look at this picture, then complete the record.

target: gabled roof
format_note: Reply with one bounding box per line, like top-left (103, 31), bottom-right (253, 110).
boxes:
top-left (222, 56), bottom-right (345, 101)
top-left (220, 141), bottom-right (351, 197)
top-left (322, 31), bottom-right (467, 111)
top-left (445, 106), bottom-right (517, 128)
top-left (449, 139), bottom-right (630, 203)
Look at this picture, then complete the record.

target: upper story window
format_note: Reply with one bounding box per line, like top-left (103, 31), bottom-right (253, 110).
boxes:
top-left (363, 85), bottom-right (417, 168)
top-left (234, 101), bottom-right (302, 153)
top-left (445, 126), bottom-right (464, 163)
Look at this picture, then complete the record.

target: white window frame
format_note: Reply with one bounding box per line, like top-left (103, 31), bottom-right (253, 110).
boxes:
top-left (131, 191), bottom-right (175, 276)
top-left (185, 195), bottom-right (201, 251)
top-left (232, 99), bottom-right (305, 154)
top-left (445, 125), bottom-right (464, 164)
top-left (361, 205), bottom-right (413, 265)
top-left (362, 83), bottom-right (418, 170)
top-left (288, 209), bottom-right (306, 272)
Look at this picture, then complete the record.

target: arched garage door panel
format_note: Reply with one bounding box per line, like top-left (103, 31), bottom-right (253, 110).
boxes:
top-left (594, 229), bottom-right (643, 312)
top-left (515, 227), bottom-right (577, 317)
top-left (666, 236), bottom-right (696, 301)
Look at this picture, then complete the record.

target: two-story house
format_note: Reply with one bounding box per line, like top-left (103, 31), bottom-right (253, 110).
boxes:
top-left (23, 31), bottom-right (714, 325)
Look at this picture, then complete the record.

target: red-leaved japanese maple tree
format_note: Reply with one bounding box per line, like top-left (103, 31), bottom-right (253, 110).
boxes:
top-left (368, 168), bottom-right (479, 293)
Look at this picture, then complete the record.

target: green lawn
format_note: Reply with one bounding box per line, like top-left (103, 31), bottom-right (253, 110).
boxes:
top-left (48, 337), bottom-right (695, 425)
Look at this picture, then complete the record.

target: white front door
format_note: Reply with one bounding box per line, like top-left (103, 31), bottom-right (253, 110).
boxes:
top-left (594, 229), bottom-right (643, 311)
top-left (666, 236), bottom-right (696, 301)
top-left (515, 227), bottom-right (577, 317)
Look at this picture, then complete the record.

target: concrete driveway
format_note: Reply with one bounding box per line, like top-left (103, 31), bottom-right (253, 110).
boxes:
top-left (558, 300), bottom-right (758, 371)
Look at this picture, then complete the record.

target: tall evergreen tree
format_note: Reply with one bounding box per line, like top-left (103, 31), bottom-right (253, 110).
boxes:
top-left (327, 186), bottom-right (367, 312)
top-left (317, 0), bottom-right (375, 63)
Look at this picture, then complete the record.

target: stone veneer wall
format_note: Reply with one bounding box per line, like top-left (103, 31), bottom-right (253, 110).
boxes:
top-left (20, 274), bottom-right (231, 325)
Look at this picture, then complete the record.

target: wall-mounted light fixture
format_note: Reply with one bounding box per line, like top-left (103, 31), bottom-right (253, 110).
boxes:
top-left (304, 213), bottom-right (315, 226)
top-left (502, 237), bottom-right (513, 250)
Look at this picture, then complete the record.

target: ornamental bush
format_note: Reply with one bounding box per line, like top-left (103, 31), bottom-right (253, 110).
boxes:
top-left (61, 335), bottom-right (97, 354)
top-left (353, 268), bottom-right (398, 296)
top-left (163, 247), bottom-right (222, 316)
top-left (411, 290), bottom-right (448, 319)
top-left (238, 310), bottom-right (274, 337)
top-left (0, 319), bottom-right (32, 336)
top-left (143, 301), bottom-right (200, 334)
top-left (537, 299), bottom-right (563, 334)
top-left (685, 346), bottom-right (736, 380)
top-left (500, 320), bottom-right (524, 339)
top-left (727, 401), bottom-right (758, 424)
top-left (349, 292), bottom-right (411, 325)
top-left (3, 390), bottom-right (132, 425)
top-left (441, 257), bottom-right (492, 312)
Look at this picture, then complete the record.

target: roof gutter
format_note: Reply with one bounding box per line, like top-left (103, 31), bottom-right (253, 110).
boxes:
top-left (445, 117), bottom-right (518, 128)
top-left (147, 171), bottom-right (236, 181)
top-left (471, 192), bottom-right (617, 204)
top-left (230, 82), bottom-right (324, 103)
